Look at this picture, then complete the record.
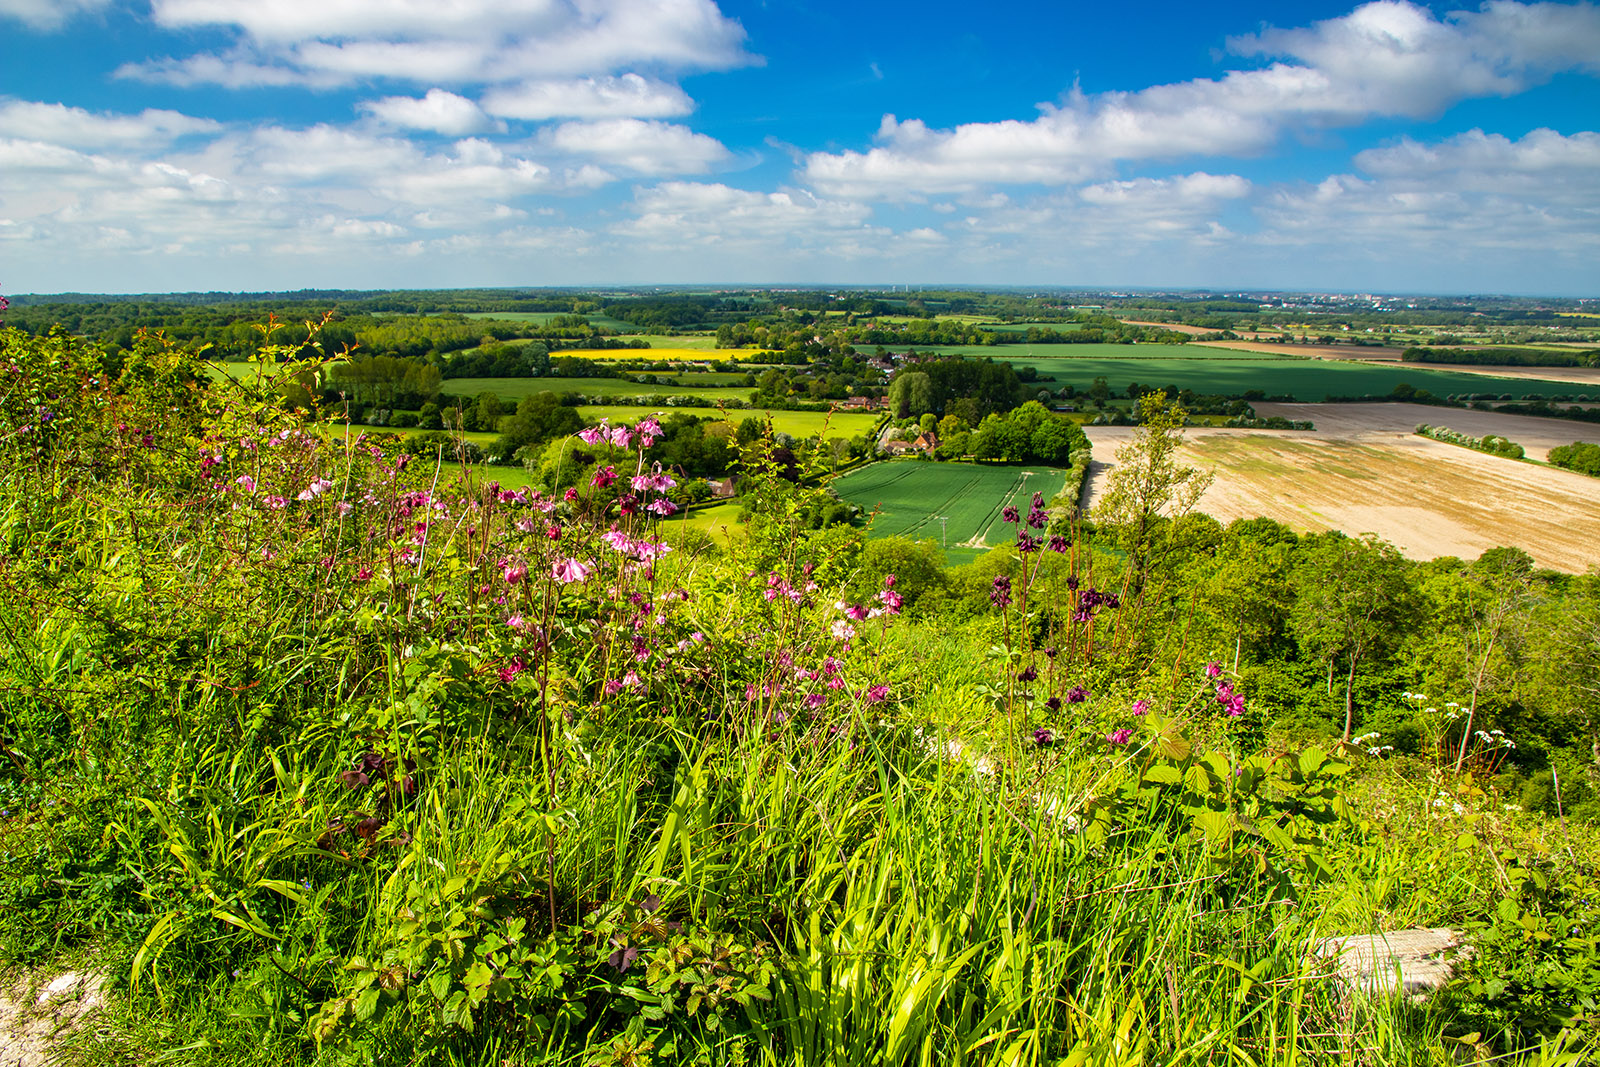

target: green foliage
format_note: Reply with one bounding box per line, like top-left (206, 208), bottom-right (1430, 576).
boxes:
top-left (1547, 441), bottom-right (1600, 476)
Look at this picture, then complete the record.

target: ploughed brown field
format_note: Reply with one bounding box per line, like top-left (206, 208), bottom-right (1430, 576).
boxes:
top-left (1082, 403), bottom-right (1600, 573)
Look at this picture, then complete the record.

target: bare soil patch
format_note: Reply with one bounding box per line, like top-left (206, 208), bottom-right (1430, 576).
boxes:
top-left (0, 970), bottom-right (106, 1067)
top-left (1083, 418), bottom-right (1600, 572)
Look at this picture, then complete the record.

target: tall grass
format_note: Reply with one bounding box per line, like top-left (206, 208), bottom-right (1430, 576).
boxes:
top-left (0, 327), bottom-right (1590, 1066)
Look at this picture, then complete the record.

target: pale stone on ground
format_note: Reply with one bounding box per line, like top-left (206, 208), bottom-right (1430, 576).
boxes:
top-left (0, 971), bottom-right (105, 1067)
top-left (1314, 928), bottom-right (1469, 996)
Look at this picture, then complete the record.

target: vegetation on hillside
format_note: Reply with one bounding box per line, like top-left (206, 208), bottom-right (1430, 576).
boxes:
top-left (2, 324), bottom-right (1599, 1066)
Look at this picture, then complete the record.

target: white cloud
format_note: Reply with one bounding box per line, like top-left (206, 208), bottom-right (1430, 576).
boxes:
top-left (543, 119), bottom-right (729, 175)
top-left (360, 89), bottom-right (503, 136)
top-left (804, 0), bottom-right (1600, 198)
top-left (127, 0), bottom-right (755, 88)
top-left (0, 0), bottom-right (111, 30)
top-left (0, 100), bottom-right (220, 147)
top-left (1261, 127), bottom-right (1600, 253)
top-left (618, 182), bottom-right (873, 247)
top-left (482, 75), bottom-right (694, 121)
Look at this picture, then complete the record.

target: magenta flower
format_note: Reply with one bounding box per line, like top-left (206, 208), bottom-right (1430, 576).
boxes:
top-left (1002, 505), bottom-right (1021, 523)
top-left (1106, 728), bottom-right (1134, 746)
top-left (563, 487), bottom-right (579, 501)
top-left (1131, 699), bottom-right (1150, 716)
top-left (552, 557), bottom-right (594, 583)
top-left (608, 425), bottom-right (635, 449)
top-left (805, 692), bottom-right (826, 710)
top-left (865, 684), bottom-right (890, 704)
top-left (1205, 661), bottom-right (1222, 678)
top-left (591, 465), bottom-right (618, 488)
top-left (578, 425), bottom-right (607, 445)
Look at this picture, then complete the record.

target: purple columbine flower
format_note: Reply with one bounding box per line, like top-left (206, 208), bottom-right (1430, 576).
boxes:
top-left (1017, 666), bottom-right (1037, 682)
top-left (989, 575), bottom-right (1012, 608)
top-left (1002, 505), bottom-right (1021, 524)
top-left (1066, 685), bottom-right (1090, 704)
top-left (1032, 727), bottom-right (1054, 747)
top-left (1048, 534), bottom-right (1069, 554)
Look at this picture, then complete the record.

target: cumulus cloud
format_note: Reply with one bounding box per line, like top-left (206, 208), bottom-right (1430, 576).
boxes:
top-left (125, 0), bottom-right (755, 88)
top-left (617, 182), bottom-right (874, 247)
top-left (360, 89), bottom-right (503, 136)
top-left (482, 75), bottom-right (694, 121)
top-left (0, 0), bottom-right (111, 30)
top-left (1261, 127), bottom-right (1600, 253)
top-left (543, 119), bottom-right (729, 176)
top-left (0, 100), bottom-right (220, 147)
top-left (804, 0), bottom-right (1600, 198)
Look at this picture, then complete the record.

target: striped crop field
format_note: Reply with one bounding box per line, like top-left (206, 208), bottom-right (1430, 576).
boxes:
top-left (831, 461), bottom-right (1068, 550)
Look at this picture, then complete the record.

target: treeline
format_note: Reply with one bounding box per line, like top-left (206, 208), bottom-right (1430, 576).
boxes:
top-left (1549, 441), bottom-right (1600, 476)
top-left (1415, 423), bottom-right (1525, 459)
top-left (914, 401), bottom-right (1089, 465)
top-left (887, 356), bottom-right (1027, 423)
top-left (1402, 346), bottom-right (1597, 368)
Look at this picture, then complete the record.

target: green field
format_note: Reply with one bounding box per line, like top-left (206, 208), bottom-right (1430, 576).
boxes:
top-left (577, 405), bottom-right (881, 440)
top-left (977, 322), bottom-right (1087, 334)
top-left (832, 461), bottom-right (1067, 560)
top-left (891, 343), bottom-right (1282, 361)
top-left (461, 311), bottom-right (641, 331)
top-left (442, 376), bottom-right (751, 402)
top-left (886, 345), bottom-right (1583, 401)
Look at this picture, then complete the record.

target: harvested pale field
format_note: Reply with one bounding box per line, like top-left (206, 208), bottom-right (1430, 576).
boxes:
top-left (1082, 415), bottom-right (1600, 572)
top-left (1190, 340), bottom-right (1600, 387)
top-left (1250, 401), bottom-right (1600, 462)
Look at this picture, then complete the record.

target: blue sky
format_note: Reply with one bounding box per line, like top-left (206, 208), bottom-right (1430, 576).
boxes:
top-left (3, 0), bottom-right (1598, 295)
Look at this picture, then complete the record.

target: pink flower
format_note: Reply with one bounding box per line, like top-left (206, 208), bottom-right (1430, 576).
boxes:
top-left (1205, 661), bottom-right (1222, 678)
top-left (805, 693), bottom-right (826, 709)
top-left (1106, 728), bottom-right (1134, 746)
top-left (608, 425), bottom-right (635, 449)
top-left (236, 475), bottom-right (256, 493)
top-left (591, 466), bottom-right (618, 488)
top-left (502, 560), bottom-right (528, 584)
top-left (830, 619), bottom-right (856, 641)
top-left (646, 498), bottom-right (678, 517)
top-left (552, 557), bottom-right (594, 584)
top-left (497, 658), bottom-right (526, 684)
top-left (1131, 699), bottom-right (1150, 716)
top-left (578, 425), bottom-right (607, 445)
top-left (563, 487), bottom-right (579, 501)
top-left (355, 565), bottom-right (373, 581)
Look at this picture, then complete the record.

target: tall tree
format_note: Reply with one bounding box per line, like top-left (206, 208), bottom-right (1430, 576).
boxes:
top-left (1291, 533), bottom-right (1420, 742)
top-left (1092, 391), bottom-right (1213, 582)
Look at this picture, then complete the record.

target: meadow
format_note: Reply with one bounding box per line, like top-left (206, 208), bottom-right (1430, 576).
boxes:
top-left (577, 405), bottom-right (881, 440)
top-left (441, 375), bottom-right (751, 402)
top-left (6, 326), bottom-right (1600, 1067)
top-left (831, 461), bottom-right (1069, 557)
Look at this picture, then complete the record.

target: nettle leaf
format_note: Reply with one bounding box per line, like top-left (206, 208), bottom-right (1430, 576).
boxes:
top-left (1143, 763), bottom-right (1182, 787)
top-left (353, 986), bottom-right (381, 1023)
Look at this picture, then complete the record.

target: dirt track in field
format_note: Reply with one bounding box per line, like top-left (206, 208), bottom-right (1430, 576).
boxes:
top-left (1082, 404), bottom-right (1600, 572)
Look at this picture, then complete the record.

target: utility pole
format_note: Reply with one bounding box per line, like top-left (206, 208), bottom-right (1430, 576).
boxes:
top-left (935, 515), bottom-right (948, 548)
